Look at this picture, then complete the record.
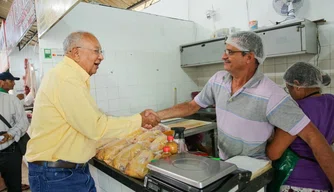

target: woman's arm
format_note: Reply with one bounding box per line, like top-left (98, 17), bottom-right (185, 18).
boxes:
top-left (266, 128), bottom-right (297, 160)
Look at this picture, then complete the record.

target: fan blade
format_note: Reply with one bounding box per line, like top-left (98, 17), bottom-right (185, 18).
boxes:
top-left (281, 4), bottom-right (289, 14)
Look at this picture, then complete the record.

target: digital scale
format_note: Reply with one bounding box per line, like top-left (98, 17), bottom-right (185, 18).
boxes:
top-left (144, 153), bottom-right (252, 192)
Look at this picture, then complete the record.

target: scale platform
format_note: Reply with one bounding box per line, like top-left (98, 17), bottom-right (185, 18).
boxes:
top-left (145, 153), bottom-right (248, 191)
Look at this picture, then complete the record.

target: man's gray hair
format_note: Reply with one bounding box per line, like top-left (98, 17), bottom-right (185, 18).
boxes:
top-left (63, 31), bottom-right (87, 53)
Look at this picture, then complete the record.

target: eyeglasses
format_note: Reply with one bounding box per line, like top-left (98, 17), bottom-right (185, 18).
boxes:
top-left (283, 87), bottom-right (289, 93)
top-left (76, 47), bottom-right (104, 56)
top-left (224, 49), bottom-right (250, 56)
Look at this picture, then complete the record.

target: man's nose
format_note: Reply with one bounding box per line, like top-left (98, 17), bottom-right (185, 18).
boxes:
top-left (99, 53), bottom-right (104, 61)
top-left (222, 52), bottom-right (228, 61)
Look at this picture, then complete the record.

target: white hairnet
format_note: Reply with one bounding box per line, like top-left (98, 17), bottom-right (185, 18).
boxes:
top-left (283, 62), bottom-right (331, 88)
top-left (225, 31), bottom-right (266, 64)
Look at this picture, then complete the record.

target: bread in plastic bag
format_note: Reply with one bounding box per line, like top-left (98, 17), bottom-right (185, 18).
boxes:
top-left (112, 143), bottom-right (144, 172)
top-left (151, 123), bottom-right (170, 132)
top-left (125, 150), bottom-right (154, 179)
top-left (96, 138), bottom-right (123, 159)
top-left (126, 128), bottom-right (145, 143)
top-left (134, 130), bottom-right (162, 143)
top-left (104, 142), bottom-right (132, 165)
top-left (138, 140), bottom-right (151, 149)
top-left (153, 151), bottom-right (162, 160)
top-left (150, 134), bottom-right (167, 152)
top-left (96, 139), bottom-right (130, 163)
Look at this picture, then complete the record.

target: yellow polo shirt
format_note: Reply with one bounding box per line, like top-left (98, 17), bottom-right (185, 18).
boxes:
top-left (25, 56), bottom-right (141, 163)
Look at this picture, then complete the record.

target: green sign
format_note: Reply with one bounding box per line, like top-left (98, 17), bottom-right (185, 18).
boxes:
top-left (44, 49), bottom-right (52, 59)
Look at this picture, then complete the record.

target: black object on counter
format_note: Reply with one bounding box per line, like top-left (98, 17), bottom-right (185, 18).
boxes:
top-left (171, 127), bottom-right (185, 139)
top-left (171, 127), bottom-right (187, 153)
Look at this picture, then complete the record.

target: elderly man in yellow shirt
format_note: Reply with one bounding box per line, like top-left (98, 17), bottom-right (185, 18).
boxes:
top-left (25, 31), bottom-right (160, 192)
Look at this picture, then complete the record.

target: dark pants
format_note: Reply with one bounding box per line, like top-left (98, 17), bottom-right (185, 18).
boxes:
top-left (0, 142), bottom-right (23, 192)
top-left (28, 162), bottom-right (96, 192)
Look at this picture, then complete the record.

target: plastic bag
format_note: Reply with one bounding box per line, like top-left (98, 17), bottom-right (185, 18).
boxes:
top-left (125, 150), bottom-right (154, 179)
top-left (153, 150), bottom-right (163, 160)
top-left (96, 139), bottom-right (125, 159)
top-left (112, 143), bottom-right (144, 172)
top-left (150, 134), bottom-right (167, 152)
top-left (151, 123), bottom-right (170, 132)
top-left (267, 148), bottom-right (299, 192)
top-left (133, 130), bottom-right (162, 143)
top-left (126, 129), bottom-right (145, 143)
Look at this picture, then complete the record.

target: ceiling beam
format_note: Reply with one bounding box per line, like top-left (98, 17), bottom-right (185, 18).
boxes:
top-left (127, 0), bottom-right (146, 9)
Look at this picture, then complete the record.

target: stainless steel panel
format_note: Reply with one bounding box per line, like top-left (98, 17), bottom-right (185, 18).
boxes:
top-left (181, 39), bottom-right (225, 67)
top-left (257, 25), bottom-right (302, 56)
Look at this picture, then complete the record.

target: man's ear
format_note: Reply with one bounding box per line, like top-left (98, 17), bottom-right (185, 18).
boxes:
top-left (246, 52), bottom-right (255, 64)
top-left (71, 47), bottom-right (80, 62)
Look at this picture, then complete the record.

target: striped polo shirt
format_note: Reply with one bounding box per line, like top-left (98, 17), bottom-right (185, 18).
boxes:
top-left (194, 69), bottom-right (310, 160)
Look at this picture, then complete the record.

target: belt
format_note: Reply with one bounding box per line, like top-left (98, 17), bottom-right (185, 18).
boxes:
top-left (31, 161), bottom-right (87, 169)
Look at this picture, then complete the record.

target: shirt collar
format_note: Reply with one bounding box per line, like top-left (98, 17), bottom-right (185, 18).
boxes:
top-left (222, 68), bottom-right (264, 88)
top-left (63, 56), bottom-right (90, 84)
top-left (0, 88), bottom-right (8, 93)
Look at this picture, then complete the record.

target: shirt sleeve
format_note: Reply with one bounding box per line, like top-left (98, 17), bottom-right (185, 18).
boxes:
top-left (266, 93), bottom-right (310, 136)
top-left (24, 92), bottom-right (34, 106)
top-left (57, 78), bottom-right (142, 141)
top-left (194, 74), bottom-right (217, 108)
top-left (7, 96), bottom-right (29, 141)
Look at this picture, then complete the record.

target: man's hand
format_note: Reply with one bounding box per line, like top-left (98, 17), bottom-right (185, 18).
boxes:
top-left (140, 109), bottom-right (160, 129)
top-left (0, 133), bottom-right (13, 144)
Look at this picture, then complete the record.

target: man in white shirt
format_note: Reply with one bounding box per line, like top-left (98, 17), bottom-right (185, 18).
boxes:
top-left (0, 72), bottom-right (30, 191)
top-left (0, 91), bottom-right (29, 192)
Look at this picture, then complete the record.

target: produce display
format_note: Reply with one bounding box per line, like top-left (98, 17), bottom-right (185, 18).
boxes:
top-left (95, 126), bottom-right (174, 179)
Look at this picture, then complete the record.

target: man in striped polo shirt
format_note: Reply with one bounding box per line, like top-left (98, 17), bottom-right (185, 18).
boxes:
top-left (155, 31), bottom-right (334, 186)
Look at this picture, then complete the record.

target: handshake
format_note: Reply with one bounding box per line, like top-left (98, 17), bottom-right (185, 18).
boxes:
top-left (140, 109), bottom-right (161, 129)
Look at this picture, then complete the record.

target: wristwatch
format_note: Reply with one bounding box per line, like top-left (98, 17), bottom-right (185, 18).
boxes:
top-left (8, 134), bottom-right (13, 140)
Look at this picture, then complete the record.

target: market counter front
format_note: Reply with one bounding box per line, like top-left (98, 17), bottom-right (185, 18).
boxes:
top-left (90, 158), bottom-right (149, 192)
top-left (89, 119), bottom-right (273, 192)
top-left (90, 157), bottom-right (274, 192)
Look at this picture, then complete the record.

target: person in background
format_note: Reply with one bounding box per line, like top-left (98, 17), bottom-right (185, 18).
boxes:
top-left (20, 86), bottom-right (34, 107)
top-left (0, 72), bottom-right (20, 93)
top-left (147, 31), bottom-right (334, 186)
top-left (0, 72), bottom-right (30, 192)
top-left (0, 89), bottom-right (30, 192)
top-left (25, 31), bottom-right (160, 192)
top-left (267, 62), bottom-right (334, 192)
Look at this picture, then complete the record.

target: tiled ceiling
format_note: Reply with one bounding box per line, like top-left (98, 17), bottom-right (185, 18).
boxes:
top-left (0, 0), bottom-right (159, 48)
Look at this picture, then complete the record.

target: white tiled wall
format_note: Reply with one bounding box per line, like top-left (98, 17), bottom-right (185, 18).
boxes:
top-left (38, 3), bottom-right (199, 116)
top-left (90, 50), bottom-right (199, 116)
top-left (196, 24), bottom-right (334, 95)
top-left (90, 165), bottom-right (134, 192)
